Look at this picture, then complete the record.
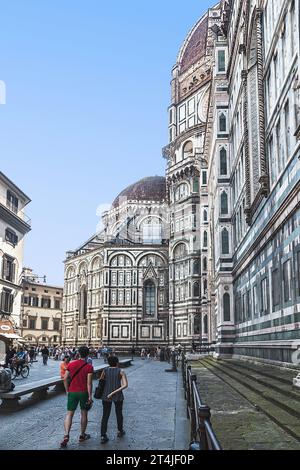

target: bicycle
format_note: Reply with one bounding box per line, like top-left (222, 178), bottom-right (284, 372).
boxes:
top-left (9, 360), bottom-right (30, 379)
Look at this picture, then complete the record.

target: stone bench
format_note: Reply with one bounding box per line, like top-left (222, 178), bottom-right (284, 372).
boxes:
top-left (293, 373), bottom-right (300, 389)
top-left (0, 359), bottom-right (132, 411)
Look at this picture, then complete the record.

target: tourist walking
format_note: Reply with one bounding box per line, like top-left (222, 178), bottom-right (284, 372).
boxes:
top-left (41, 346), bottom-right (49, 365)
top-left (100, 356), bottom-right (128, 444)
top-left (60, 356), bottom-right (71, 379)
top-left (60, 346), bottom-right (94, 448)
top-left (29, 347), bottom-right (35, 364)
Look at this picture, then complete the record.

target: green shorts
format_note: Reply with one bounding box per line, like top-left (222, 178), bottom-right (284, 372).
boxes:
top-left (67, 392), bottom-right (89, 411)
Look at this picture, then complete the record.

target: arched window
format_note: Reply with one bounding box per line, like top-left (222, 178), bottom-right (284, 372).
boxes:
top-left (219, 113), bottom-right (227, 132)
top-left (203, 315), bottom-right (208, 334)
top-left (203, 257), bottom-right (207, 272)
top-left (203, 231), bottom-right (208, 248)
top-left (220, 148), bottom-right (227, 175)
top-left (223, 293), bottom-right (231, 321)
top-left (144, 280), bottom-right (156, 316)
top-left (183, 141), bottom-right (193, 159)
top-left (221, 192), bottom-right (228, 215)
top-left (203, 209), bottom-right (208, 222)
top-left (79, 286), bottom-right (87, 321)
top-left (193, 282), bottom-right (200, 297)
top-left (221, 228), bottom-right (230, 255)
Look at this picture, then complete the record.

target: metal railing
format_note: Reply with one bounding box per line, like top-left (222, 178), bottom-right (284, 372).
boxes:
top-left (0, 196), bottom-right (31, 226)
top-left (182, 355), bottom-right (222, 451)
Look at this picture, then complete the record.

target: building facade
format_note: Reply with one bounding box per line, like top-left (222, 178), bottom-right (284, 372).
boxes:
top-left (207, 0), bottom-right (300, 364)
top-left (21, 269), bottom-right (63, 347)
top-left (0, 172), bottom-right (31, 358)
top-left (62, 177), bottom-right (170, 351)
top-left (62, 0), bottom-right (300, 364)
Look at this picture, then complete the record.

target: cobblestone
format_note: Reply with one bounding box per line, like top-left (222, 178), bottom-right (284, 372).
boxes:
top-left (0, 359), bottom-right (189, 451)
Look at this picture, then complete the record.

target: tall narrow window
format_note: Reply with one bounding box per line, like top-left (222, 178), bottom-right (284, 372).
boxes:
top-left (219, 113), bottom-right (227, 132)
top-left (272, 268), bottom-right (280, 308)
top-left (203, 257), bottom-right (207, 272)
top-left (221, 192), bottom-right (228, 215)
top-left (144, 280), bottom-right (156, 316)
top-left (223, 293), bottom-right (230, 321)
top-left (203, 231), bottom-right (208, 248)
top-left (202, 171), bottom-right (207, 186)
top-left (260, 278), bottom-right (268, 315)
top-left (220, 148), bottom-right (227, 175)
top-left (203, 209), bottom-right (208, 222)
top-left (6, 190), bottom-right (19, 214)
top-left (284, 101), bottom-right (291, 161)
top-left (193, 260), bottom-right (200, 275)
top-left (218, 50), bottom-right (226, 72)
top-left (203, 315), bottom-right (208, 334)
top-left (193, 282), bottom-right (200, 297)
top-left (221, 229), bottom-right (229, 255)
top-left (283, 260), bottom-right (292, 303)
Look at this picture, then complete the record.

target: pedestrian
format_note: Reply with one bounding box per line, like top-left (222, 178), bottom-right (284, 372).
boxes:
top-left (60, 356), bottom-right (71, 379)
top-left (60, 346), bottom-right (94, 448)
top-left (41, 345), bottom-right (49, 365)
top-left (5, 345), bottom-right (16, 368)
top-left (29, 347), bottom-right (35, 364)
top-left (100, 356), bottom-right (128, 444)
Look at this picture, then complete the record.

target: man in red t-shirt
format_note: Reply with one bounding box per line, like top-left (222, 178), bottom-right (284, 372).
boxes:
top-left (60, 346), bottom-right (94, 448)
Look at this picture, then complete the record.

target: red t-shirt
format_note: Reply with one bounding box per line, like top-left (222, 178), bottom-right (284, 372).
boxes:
top-left (67, 360), bottom-right (94, 393)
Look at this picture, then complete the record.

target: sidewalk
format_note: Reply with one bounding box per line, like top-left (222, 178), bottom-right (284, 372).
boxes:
top-left (0, 359), bottom-right (189, 451)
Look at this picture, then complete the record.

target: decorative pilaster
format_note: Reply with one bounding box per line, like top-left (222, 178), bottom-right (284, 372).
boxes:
top-left (256, 8), bottom-right (269, 197)
top-left (242, 69), bottom-right (252, 224)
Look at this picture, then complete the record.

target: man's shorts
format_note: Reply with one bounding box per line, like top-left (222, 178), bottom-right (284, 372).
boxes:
top-left (67, 392), bottom-right (89, 411)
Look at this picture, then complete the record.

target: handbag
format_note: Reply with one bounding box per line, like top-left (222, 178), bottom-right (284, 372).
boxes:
top-left (94, 369), bottom-right (106, 399)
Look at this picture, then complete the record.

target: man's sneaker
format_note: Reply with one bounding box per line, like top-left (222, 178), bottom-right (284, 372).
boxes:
top-left (101, 435), bottom-right (109, 444)
top-left (117, 430), bottom-right (126, 438)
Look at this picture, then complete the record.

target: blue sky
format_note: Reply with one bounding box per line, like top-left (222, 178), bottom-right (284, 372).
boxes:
top-left (0, 0), bottom-right (211, 285)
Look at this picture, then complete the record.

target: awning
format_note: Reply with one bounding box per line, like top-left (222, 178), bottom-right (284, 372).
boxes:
top-left (0, 333), bottom-right (23, 339)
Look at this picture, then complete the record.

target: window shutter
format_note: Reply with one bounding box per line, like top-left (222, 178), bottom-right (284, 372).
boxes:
top-left (3, 257), bottom-right (9, 280)
top-left (11, 263), bottom-right (16, 284)
top-left (9, 293), bottom-right (14, 313)
top-left (0, 292), bottom-right (4, 312)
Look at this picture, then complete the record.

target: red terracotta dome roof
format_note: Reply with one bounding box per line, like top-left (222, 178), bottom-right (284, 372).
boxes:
top-left (112, 176), bottom-right (166, 208)
top-left (180, 15), bottom-right (208, 73)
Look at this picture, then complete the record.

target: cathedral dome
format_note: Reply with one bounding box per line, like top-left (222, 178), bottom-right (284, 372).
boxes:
top-left (112, 176), bottom-right (166, 208)
top-left (178, 13), bottom-right (209, 74)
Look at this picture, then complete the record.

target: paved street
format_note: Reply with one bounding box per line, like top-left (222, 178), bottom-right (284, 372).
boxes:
top-left (0, 359), bottom-right (189, 451)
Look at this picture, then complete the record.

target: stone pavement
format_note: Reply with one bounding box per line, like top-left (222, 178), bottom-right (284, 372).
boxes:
top-left (0, 359), bottom-right (189, 451)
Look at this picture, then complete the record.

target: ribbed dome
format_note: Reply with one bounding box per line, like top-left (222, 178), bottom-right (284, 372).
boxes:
top-left (179, 14), bottom-right (208, 74)
top-left (112, 176), bottom-right (166, 208)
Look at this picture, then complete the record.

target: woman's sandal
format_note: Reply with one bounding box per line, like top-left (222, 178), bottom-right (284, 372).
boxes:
top-left (60, 435), bottom-right (69, 448)
top-left (79, 433), bottom-right (91, 442)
